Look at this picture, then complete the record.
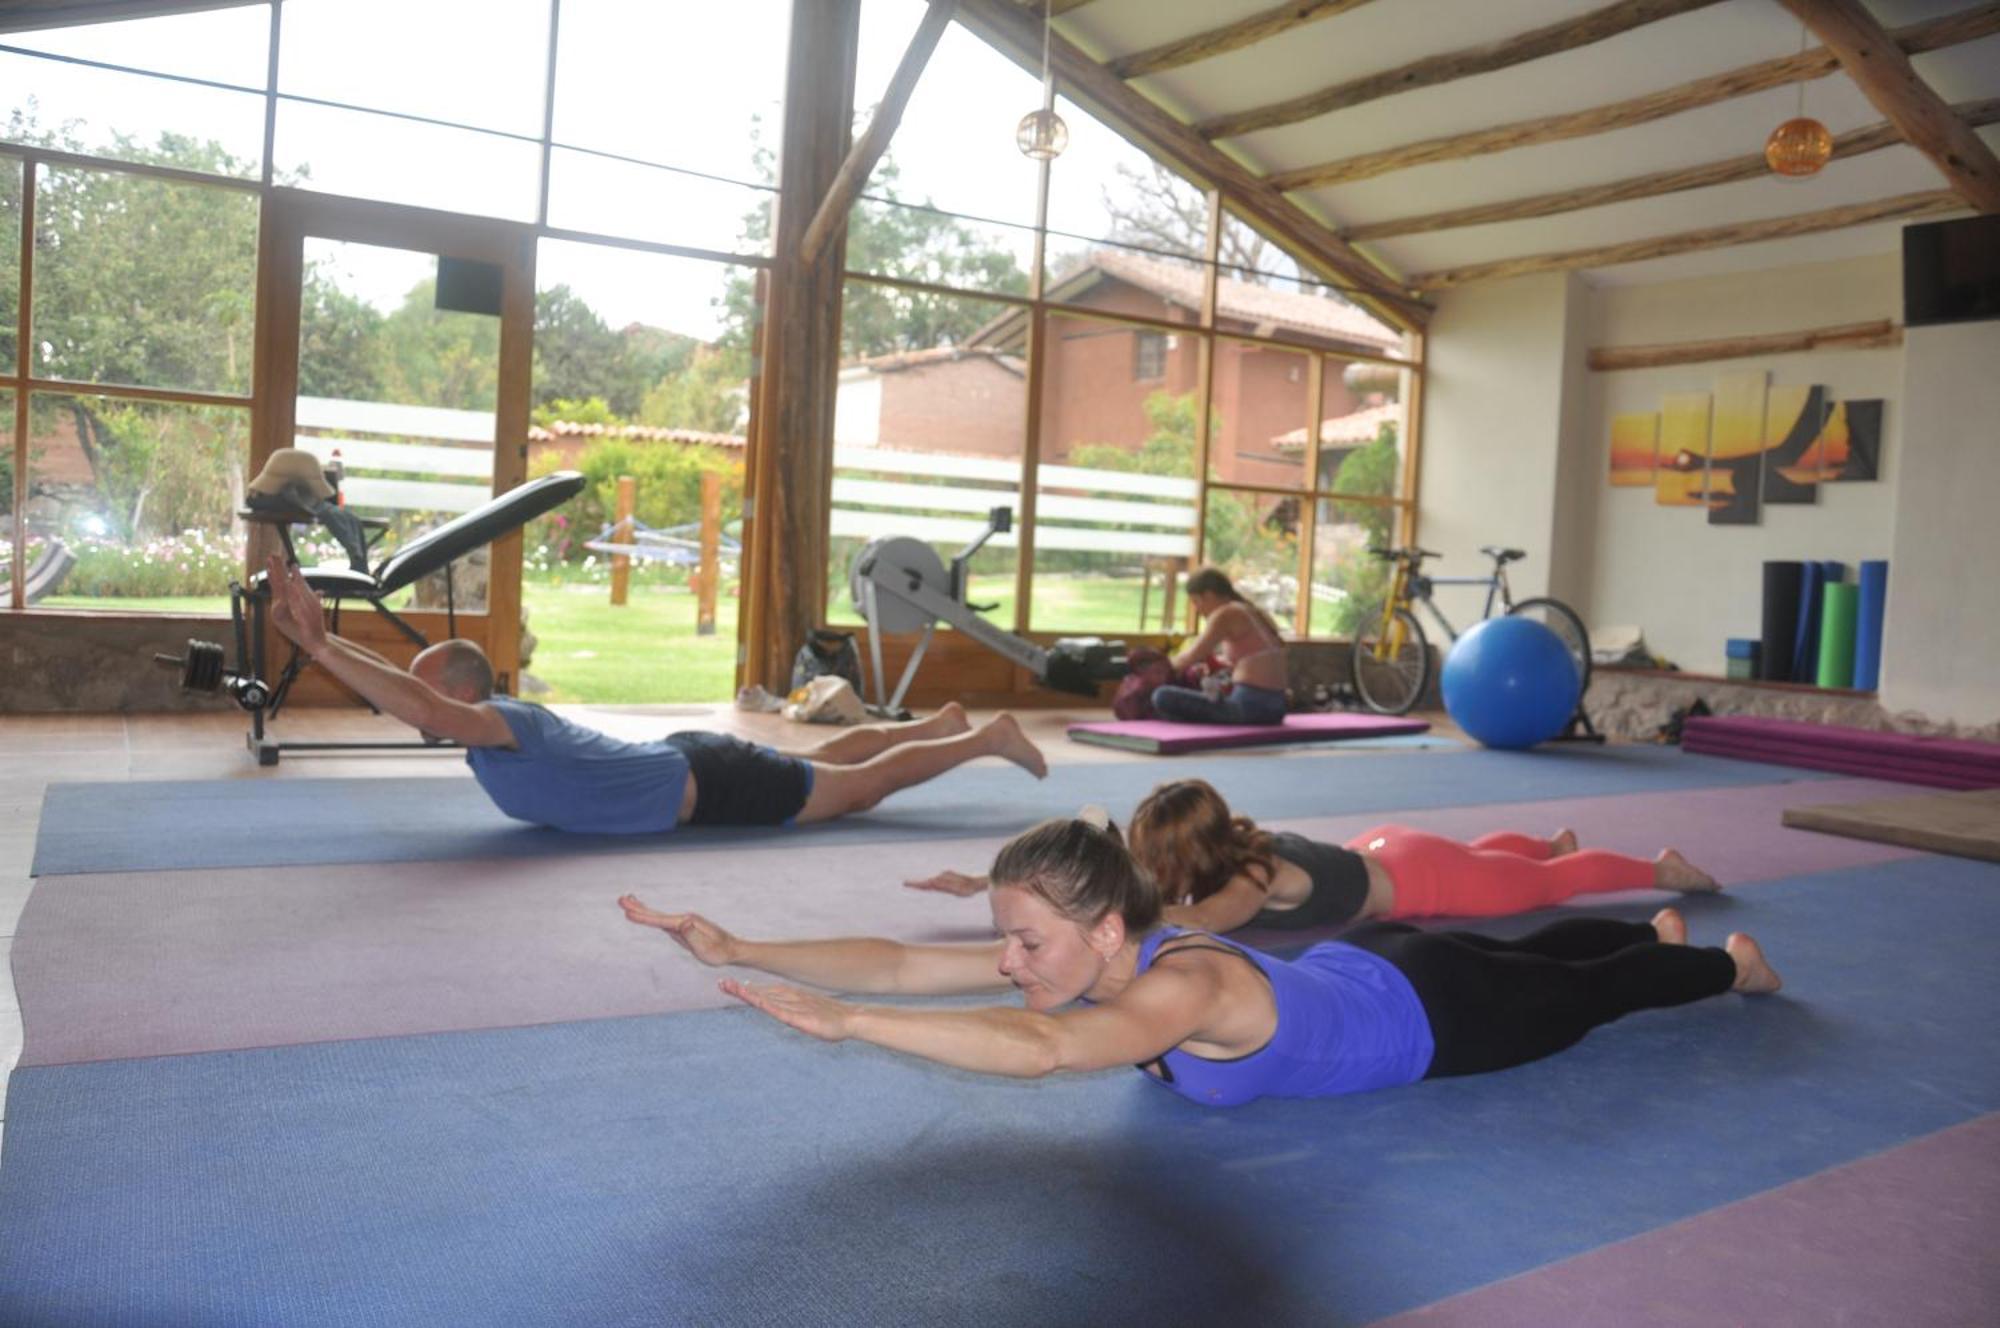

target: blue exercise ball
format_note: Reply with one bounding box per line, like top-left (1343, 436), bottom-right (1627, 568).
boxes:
top-left (1441, 616), bottom-right (1581, 750)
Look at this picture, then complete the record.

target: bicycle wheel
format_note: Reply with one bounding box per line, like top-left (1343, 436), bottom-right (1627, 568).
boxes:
top-left (1509, 597), bottom-right (1593, 696)
top-left (1351, 607), bottom-right (1431, 715)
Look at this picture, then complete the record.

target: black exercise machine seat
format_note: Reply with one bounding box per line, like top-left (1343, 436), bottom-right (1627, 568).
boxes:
top-left (250, 470), bottom-right (587, 599)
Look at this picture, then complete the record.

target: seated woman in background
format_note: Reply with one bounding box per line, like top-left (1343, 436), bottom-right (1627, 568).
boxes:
top-left (1127, 779), bottom-right (1720, 935)
top-left (1152, 567), bottom-right (1288, 725)
top-left (621, 815), bottom-right (1780, 1109)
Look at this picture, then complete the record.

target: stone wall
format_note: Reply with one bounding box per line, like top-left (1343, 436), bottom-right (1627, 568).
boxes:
top-left (1585, 668), bottom-right (1999, 744)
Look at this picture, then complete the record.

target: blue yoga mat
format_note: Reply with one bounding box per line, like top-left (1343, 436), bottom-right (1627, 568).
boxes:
top-left (29, 746), bottom-right (1834, 877)
top-left (1853, 559), bottom-right (1889, 692)
top-left (4, 859), bottom-right (1995, 1327)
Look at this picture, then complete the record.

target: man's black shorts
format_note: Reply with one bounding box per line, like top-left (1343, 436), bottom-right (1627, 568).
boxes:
top-left (665, 731), bottom-right (814, 827)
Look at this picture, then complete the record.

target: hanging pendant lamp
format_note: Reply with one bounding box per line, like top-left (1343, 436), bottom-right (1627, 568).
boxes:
top-left (1766, 23), bottom-right (1832, 177)
top-left (1017, 0), bottom-right (1068, 160)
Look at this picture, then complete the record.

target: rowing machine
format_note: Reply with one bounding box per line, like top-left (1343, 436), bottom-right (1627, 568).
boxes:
top-left (848, 506), bottom-right (1128, 714)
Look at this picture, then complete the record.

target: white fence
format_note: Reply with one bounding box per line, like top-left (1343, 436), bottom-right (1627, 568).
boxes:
top-left (830, 446), bottom-right (1197, 558)
top-left (295, 396), bottom-right (496, 515)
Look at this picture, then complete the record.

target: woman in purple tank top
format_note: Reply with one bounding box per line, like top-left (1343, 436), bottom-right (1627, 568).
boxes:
top-left (621, 816), bottom-right (1783, 1108)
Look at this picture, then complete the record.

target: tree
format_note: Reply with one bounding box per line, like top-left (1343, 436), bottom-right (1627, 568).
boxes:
top-left (639, 345), bottom-right (745, 435)
top-left (718, 136), bottom-right (1029, 360)
top-left (1320, 423), bottom-right (1400, 635)
top-left (1097, 159), bottom-right (1271, 276)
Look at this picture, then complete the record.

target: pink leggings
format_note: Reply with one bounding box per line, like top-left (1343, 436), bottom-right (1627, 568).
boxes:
top-left (1344, 824), bottom-right (1658, 920)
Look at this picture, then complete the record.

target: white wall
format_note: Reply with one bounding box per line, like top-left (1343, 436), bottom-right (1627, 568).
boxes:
top-left (1879, 319), bottom-right (2000, 725)
top-left (1581, 254), bottom-right (1904, 674)
top-left (1416, 273), bottom-right (1575, 619)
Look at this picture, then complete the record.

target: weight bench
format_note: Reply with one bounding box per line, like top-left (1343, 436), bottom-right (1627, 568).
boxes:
top-left (163, 470), bottom-right (586, 765)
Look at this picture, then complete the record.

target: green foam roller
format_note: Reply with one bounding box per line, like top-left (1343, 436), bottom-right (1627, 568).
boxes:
top-left (1817, 582), bottom-right (1858, 688)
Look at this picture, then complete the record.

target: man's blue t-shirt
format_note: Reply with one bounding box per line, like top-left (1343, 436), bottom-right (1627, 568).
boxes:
top-left (465, 697), bottom-right (689, 834)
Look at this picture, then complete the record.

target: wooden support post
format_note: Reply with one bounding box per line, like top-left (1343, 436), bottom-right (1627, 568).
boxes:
top-left (698, 469), bottom-right (720, 636)
top-left (798, 0), bottom-right (956, 268)
top-left (1162, 560), bottom-right (1181, 635)
top-left (1781, 0), bottom-right (2000, 213)
top-left (744, 0), bottom-right (861, 690)
top-left (609, 474), bottom-right (635, 607)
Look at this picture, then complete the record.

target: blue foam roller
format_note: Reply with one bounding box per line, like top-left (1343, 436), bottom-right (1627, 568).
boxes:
top-left (1854, 560), bottom-right (1888, 692)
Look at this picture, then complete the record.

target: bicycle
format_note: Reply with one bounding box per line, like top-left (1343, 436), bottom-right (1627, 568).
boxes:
top-left (1349, 545), bottom-right (1592, 717)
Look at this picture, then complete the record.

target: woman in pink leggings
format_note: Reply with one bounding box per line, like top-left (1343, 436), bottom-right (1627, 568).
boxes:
top-left (1123, 779), bottom-right (1718, 936)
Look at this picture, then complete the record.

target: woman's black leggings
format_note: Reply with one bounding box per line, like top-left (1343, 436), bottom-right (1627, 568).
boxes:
top-left (1340, 918), bottom-right (1738, 1078)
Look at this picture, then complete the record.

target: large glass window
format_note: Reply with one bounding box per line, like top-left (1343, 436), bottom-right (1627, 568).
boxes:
top-left (1, 156), bottom-right (17, 375)
top-left (830, 282), bottom-right (1025, 627)
top-left (0, 5), bottom-right (268, 177)
top-left (33, 165), bottom-right (259, 395)
top-left (25, 392), bottom-right (251, 613)
top-left (524, 238), bottom-right (752, 702)
top-left (1029, 311), bottom-right (1200, 634)
top-left (1204, 486), bottom-right (1303, 636)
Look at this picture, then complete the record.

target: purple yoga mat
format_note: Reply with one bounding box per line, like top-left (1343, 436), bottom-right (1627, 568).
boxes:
top-left (1068, 711), bottom-right (1432, 754)
top-left (1685, 716), bottom-right (2000, 774)
top-left (11, 779), bottom-right (1917, 1067)
top-left (1373, 1112), bottom-right (2000, 1328)
top-left (1685, 727), bottom-right (2000, 790)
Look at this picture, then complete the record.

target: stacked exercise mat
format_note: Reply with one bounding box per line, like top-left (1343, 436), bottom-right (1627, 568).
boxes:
top-left (1683, 715), bottom-right (2000, 790)
top-left (1756, 559), bottom-right (1889, 689)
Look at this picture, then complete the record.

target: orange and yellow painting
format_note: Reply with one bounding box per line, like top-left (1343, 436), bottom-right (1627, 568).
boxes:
top-left (1655, 393), bottom-right (1711, 507)
top-left (1609, 412), bottom-right (1658, 485)
top-left (1703, 371), bottom-right (1767, 524)
top-left (1762, 383), bottom-right (1822, 504)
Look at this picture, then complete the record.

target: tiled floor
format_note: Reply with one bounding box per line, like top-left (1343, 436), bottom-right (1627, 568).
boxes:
top-left (0, 699), bottom-right (1462, 1164)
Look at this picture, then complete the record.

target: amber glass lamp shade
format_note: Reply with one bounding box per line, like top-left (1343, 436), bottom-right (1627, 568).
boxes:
top-left (1016, 108), bottom-right (1069, 161)
top-left (1765, 117), bottom-right (1833, 176)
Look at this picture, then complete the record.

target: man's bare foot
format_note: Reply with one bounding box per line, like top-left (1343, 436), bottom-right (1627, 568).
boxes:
top-left (919, 701), bottom-right (972, 740)
top-left (1650, 907), bottom-right (1687, 945)
top-left (1654, 849), bottom-right (1721, 893)
top-left (1548, 828), bottom-right (1579, 858)
top-left (985, 713), bottom-right (1048, 779)
top-left (1725, 932), bottom-right (1782, 993)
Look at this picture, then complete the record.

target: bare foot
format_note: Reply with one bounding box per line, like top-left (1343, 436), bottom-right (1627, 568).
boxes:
top-left (985, 713), bottom-right (1048, 779)
top-left (1650, 907), bottom-right (1687, 945)
top-left (1725, 932), bottom-right (1783, 994)
top-left (921, 700), bottom-right (972, 739)
top-left (1548, 828), bottom-right (1579, 858)
top-left (1654, 849), bottom-right (1721, 893)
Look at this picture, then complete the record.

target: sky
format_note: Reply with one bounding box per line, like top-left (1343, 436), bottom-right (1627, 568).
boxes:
top-left (2, 0), bottom-right (1181, 341)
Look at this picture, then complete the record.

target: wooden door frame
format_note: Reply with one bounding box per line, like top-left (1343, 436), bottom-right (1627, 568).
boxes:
top-left (251, 187), bottom-right (538, 688)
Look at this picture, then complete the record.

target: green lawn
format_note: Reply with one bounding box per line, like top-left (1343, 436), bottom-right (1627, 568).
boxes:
top-left (38, 573), bottom-right (1184, 705)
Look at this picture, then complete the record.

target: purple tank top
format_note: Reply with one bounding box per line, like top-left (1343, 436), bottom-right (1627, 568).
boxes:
top-left (1132, 927), bottom-right (1434, 1107)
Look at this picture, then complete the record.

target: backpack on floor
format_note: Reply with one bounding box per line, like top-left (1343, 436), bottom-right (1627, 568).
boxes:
top-left (792, 629), bottom-right (863, 694)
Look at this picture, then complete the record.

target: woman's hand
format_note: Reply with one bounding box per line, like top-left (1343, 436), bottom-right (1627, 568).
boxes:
top-left (619, 894), bottom-right (740, 967)
top-left (720, 978), bottom-right (855, 1042)
top-left (903, 870), bottom-right (989, 898)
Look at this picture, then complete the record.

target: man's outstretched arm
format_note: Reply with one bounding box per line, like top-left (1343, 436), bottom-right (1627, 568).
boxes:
top-left (265, 555), bottom-right (514, 748)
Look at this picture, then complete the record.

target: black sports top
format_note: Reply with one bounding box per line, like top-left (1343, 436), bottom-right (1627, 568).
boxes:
top-left (1248, 831), bottom-right (1372, 931)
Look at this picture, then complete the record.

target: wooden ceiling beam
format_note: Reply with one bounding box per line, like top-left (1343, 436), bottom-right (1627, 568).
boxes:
top-left (1198, 0), bottom-right (1725, 141)
top-left (798, 0), bottom-right (956, 266)
top-left (1781, 0), bottom-right (2000, 213)
top-left (1268, 3), bottom-right (2000, 192)
top-left (956, 0), bottom-right (1426, 329)
top-left (1108, 1), bottom-right (1376, 82)
top-left (1588, 319), bottom-right (1901, 371)
top-left (1346, 95), bottom-right (2000, 241)
top-left (1410, 189), bottom-right (1963, 291)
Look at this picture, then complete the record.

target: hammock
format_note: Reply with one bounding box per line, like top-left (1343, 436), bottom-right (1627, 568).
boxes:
top-left (583, 518), bottom-right (741, 567)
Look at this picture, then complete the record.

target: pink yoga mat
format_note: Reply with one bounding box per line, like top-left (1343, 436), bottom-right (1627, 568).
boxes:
top-left (1068, 712), bottom-right (1432, 754)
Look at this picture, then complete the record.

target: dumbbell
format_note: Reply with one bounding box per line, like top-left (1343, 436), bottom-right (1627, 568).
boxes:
top-left (155, 639), bottom-right (270, 710)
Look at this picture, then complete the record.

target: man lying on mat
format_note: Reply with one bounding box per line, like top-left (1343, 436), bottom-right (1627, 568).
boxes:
top-left (621, 813), bottom-right (1780, 1108)
top-left (264, 554), bottom-right (1047, 834)
top-left (906, 777), bottom-right (1719, 935)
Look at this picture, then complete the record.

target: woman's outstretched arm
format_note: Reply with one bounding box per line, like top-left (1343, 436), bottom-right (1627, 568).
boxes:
top-left (619, 895), bottom-right (1008, 995)
top-left (721, 958), bottom-right (1217, 1079)
top-left (1161, 872), bottom-right (1270, 933)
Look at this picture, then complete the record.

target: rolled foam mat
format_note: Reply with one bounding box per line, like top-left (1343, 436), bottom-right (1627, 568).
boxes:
top-left (1067, 712), bottom-right (1431, 754)
top-left (1760, 561), bottom-right (1803, 682)
top-left (1816, 581), bottom-right (1858, 689)
top-left (1853, 559), bottom-right (1888, 692)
